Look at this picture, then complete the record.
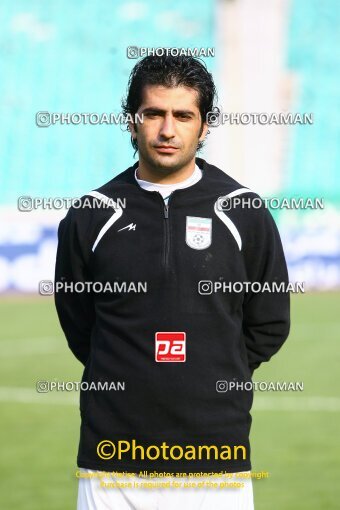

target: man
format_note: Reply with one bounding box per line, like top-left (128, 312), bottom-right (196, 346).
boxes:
top-left (55, 54), bottom-right (290, 509)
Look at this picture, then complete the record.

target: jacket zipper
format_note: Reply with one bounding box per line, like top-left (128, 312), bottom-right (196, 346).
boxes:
top-left (162, 194), bottom-right (173, 272)
top-left (163, 203), bottom-right (169, 270)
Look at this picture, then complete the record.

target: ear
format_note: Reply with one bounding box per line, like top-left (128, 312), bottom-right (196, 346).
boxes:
top-left (129, 121), bottom-right (137, 139)
top-left (199, 122), bottom-right (209, 142)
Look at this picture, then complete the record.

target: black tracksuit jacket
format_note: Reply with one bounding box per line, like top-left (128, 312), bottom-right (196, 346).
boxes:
top-left (54, 157), bottom-right (290, 473)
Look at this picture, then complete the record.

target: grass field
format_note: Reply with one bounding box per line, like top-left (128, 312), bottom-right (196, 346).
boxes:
top-left (0, 293), bottom-right (339, 509)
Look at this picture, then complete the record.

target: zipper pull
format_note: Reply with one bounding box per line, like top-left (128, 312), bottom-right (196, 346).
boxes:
top-left (164, 204), bottom-right (169, 219)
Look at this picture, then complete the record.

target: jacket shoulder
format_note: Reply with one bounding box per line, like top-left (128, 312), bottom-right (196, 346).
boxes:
top-left (93, 166), bottom-right (136, 197)
top-left (198, 158), bottom-right (253, 194)
top-left (58, 166), bottom-right (135, 232)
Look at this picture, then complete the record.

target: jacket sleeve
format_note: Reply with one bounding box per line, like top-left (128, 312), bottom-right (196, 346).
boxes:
top-left (242, 206), bottom-right (290, 375)
top-left (54, 208), bottom-right (95, 365)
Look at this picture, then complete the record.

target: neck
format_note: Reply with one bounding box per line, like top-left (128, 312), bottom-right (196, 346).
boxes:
top-left (136, 157), bottom-right (196, 184)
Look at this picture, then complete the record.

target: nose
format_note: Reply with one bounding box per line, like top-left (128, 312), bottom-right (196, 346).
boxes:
top-left (159, 114), bottom-right (176, 139)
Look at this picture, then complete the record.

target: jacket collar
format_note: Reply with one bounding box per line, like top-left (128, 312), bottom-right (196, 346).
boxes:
top-left (123, 157), bottom-right (209, 195)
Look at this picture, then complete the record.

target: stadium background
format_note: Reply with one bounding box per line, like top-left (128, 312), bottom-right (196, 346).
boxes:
top-left (0, 0), bottom-right (339, 508)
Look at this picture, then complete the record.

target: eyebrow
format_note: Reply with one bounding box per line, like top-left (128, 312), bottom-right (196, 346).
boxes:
top-left (140, 107), bottom-right (196, 116)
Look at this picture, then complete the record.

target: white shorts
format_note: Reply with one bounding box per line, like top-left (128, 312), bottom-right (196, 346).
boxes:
top-left (77, 469), bottom-right (254, 510)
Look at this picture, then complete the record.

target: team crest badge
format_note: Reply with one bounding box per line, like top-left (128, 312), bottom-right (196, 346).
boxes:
top-left (186, 216), bottom-right (212, 250)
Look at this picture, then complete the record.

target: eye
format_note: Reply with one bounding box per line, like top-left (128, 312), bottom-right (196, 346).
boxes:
top-left (177, 114), bottom-right (191, 121)
top-left (145, 112), bottom-right (160, 118)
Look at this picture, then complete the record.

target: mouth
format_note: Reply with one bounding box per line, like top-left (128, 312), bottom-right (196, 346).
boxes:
top-left (154, 146), bottom-right (179, 154)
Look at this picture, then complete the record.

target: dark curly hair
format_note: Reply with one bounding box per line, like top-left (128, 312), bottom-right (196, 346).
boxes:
top-left (121, 53), bottom-right (219, 155)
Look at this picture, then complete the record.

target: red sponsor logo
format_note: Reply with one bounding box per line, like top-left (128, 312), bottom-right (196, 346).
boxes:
top-left (155, 332), bottom-right (186, 362)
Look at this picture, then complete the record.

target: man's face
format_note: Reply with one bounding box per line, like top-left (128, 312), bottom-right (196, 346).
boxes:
top-left (129, 85), bottom-right (208, 174)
